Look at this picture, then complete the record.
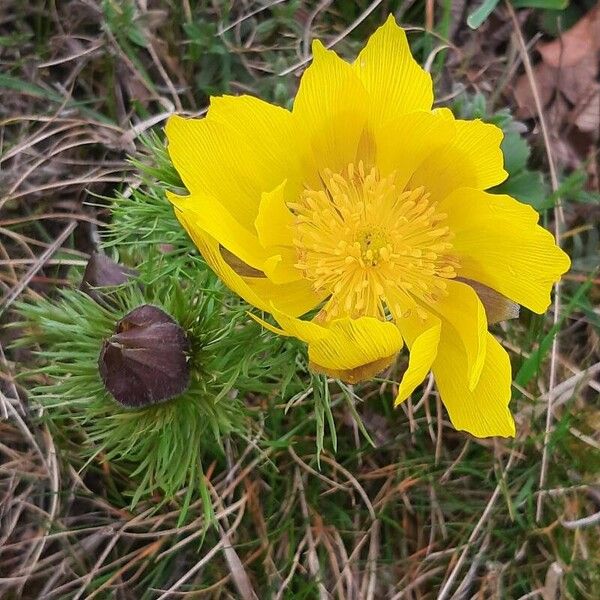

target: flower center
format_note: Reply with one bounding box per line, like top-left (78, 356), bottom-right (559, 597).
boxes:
top-left (290, 163), bottom-right (458, 321)
top-left (356, 228), bottom-right (389, 266)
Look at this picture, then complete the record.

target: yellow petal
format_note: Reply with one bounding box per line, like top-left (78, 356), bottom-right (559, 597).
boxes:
top-left (254, 181), bottom-right (295, 249)
top-left (409, 116), bottom-right (507, 202)
top-left (171, 195), bottom-right (323, 317)
top-left (245, 277), bottom-right (327, 317)
top-left (440, 188), bottom-right (571, 313)
top-left (374, 110), bottom-right (455, 190)
top-left (250, 312), bottom-right (400, 384)
top-left (165, 96), bottom-right (298, 228)
top-left (353, 15), bottom-right (433, 127)
top-left (264, 307), bottom-right (403, 375)
top-left (263, 251), bottom-right (302, 285)
top-left (433, 332), bottom-right (516, 438)
top-left (431, 279), bottom-right (488, 390)
top-left (208, 94), bottom-right (302, 181)
top-left (170, 192), bottom-right (303, 286)
top-left (394, 309), bottom-right (441, 406)
top-left (168, 192), bottom-right (269, 271)
top-left (293, 40), bottom-right (368, 175)
top-left (308, 319), bottom-right (402, 372)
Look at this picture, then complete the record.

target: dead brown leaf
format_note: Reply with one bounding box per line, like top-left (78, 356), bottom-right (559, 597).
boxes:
top-left (536, 4), bottom-right (600, 68)
top-left (513, 3), bottom-right (600, 169)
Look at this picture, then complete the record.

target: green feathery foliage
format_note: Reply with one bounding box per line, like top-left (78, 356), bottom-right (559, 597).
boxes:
top-left (14, 270), bottom-right (299, 519)
top-left (101, 130), bottom-right (201, 282)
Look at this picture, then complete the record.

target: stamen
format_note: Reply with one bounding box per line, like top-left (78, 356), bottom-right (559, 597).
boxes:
top-left (291, 164), bottom-right (458, 321)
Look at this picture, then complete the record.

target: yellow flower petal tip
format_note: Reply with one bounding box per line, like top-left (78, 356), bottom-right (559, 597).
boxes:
top-left (434, 334), bottom-right (517, 438)
top-left (311, 38), bottom-right (327, 57)
top-left (394, 320), bottom-right (441, 406)
top-left (164, 15), bottom-right (570, 439)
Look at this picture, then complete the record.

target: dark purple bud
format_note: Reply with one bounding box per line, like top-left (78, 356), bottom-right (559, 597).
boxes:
top-left (99, 305), bottom-right (190, 408)
top-left (81, 252), bottom-right (138, 301)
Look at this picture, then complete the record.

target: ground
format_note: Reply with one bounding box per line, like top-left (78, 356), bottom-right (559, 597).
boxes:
top-left (1, 1), bottom-right (599, 598)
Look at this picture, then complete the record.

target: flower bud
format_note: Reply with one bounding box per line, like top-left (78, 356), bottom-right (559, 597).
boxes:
top-left (99, 305), bottom-right (190, 408)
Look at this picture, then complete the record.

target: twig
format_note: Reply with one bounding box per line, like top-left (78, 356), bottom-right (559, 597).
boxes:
top-left (453, 532), bottom-right (491, 599)
top-left (561, 510), bottom-right (600, 530)
top-left (154, 498), bottom-right (246, 599)
top-left (208, 483), bottom-right (258, 600)
top-left (440, 440), bottom-right (470, 483)
top-left (543, 562), bottom-right (564, 600)
top-left (0, 219), bottom-right (76, 315)
top-left (389, 566), bottom-right (445, 599)
top-left (278, 0), bottom-right (384, 76)
top-left (71, 509), bottom-right (154, 600)
top-left (361, 519), bottom-right (380, 600)
top-left (435, 394), bottom-right (443, 464)
top-left (288, 446), bottom-right (350, 493)
top-left (302, 0), bottom-right (334, 60)
top-left (0, 342), bottom-right (19, 418)
top-left (295, 468), bottom-right (329, 600)
top-left (437, 449), bottom-right (517, 600)
top-left (518, 362), bottom-right (600, 420)
top-left (217, 0), bottom-right (288, 35)
top-left (505, 2), bottom-right (565, 523)
top-left (274, 534), bottom-right (309, 600)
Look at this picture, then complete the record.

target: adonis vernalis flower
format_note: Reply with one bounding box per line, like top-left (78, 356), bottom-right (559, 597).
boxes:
top-left (165, 16), bottom-right (570, 438)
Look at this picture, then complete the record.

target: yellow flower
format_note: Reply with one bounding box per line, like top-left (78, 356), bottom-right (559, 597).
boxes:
top-left (165, 15), bottom-right (570, 438)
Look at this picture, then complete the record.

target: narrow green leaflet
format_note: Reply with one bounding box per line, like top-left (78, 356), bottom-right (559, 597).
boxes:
top-left (515, 279), bottom-right (593, 387)
top-left (467, 0), bottom-right (501, 29)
